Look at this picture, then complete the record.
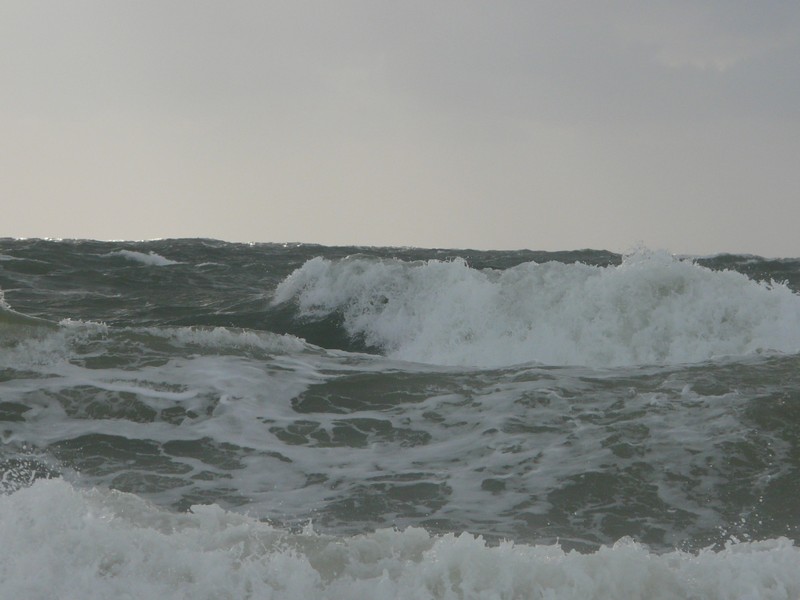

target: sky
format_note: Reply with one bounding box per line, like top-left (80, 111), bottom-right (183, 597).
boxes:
top-left (2, 1), bottom-right (799, 255)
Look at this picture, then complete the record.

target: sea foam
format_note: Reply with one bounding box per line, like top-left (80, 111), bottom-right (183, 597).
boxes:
top-left (273, 250), bottom-right (800, 367)
top-left (0, 479), bottom-right (798, 600)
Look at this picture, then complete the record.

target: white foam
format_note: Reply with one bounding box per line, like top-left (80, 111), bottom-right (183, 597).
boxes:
top-left (273, 250), bottom-right (800, 367)
top-left (0, 317), bottom-right (313, 396)
top-left (1, 479), bottom-right (798, 600)
top-left (143, 325), bottom-right (309, 355)
top-left (107, 250), bottom-right (181, 266)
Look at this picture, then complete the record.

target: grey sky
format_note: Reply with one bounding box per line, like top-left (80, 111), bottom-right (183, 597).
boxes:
top-left (2, 1), bottom-right (799, 255)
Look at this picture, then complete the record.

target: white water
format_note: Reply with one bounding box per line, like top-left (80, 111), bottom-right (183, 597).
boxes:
top-left (273, 250), bottom-right (800, 367)
top-left (0, 319), bottom-right (752, 543)
top-left (107, 250), bottom-right (181, 266)
top-left (1, 479), bottom-right (798, 600)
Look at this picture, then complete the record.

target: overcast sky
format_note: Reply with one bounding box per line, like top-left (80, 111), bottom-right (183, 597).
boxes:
top-left (2, 1), bottom-right (799, 255)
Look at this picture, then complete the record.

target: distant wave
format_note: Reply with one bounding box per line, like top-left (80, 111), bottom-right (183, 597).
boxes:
top-left (107, 250), bottom-right (180, 266)
top-left (273, 250), bottom-right (800, 368)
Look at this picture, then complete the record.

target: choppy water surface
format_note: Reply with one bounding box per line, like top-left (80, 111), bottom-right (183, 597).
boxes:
top-left (2, 239), bottom-right (799, 598)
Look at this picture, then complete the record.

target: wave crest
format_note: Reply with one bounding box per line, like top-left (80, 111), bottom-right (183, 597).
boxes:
top-left (106, 250), bottom-right (180, 266)
top-left (273, 251), bottom-right (800, 367)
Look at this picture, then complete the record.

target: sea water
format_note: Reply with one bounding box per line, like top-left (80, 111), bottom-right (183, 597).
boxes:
top-left (1, 239), bottom-right (799, 599)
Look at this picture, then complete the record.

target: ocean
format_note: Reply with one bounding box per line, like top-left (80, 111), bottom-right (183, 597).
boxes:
top-left (1, 238), bottom-right (799, 599)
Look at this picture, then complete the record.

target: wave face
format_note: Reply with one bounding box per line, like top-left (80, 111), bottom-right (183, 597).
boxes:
top-left (3, 239), bottom-right (800, 598)
top-left (274, 251), bottom-right (800, 367)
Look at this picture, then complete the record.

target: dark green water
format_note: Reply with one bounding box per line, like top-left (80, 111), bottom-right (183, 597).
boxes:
top-left (2, 238), bottom-right (800, 554)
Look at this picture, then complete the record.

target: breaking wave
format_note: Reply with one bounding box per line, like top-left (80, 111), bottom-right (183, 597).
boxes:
top-left (1, 479), bottom-right (798, 600)
top-left (107, 250), bottom-right (181, 266)
top-left (273, 250), bottom-right (800, 367)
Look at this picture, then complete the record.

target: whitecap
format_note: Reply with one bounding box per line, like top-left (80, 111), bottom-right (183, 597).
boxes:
top-left (273, 250), bottom-right (800, 368)
top-left (107, 250), bottom-right (181, 266)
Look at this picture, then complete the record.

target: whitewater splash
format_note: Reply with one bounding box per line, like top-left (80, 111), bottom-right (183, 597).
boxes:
top-left (273, 250), bottom-right (800, 367)
top-left (1, 479), bottom-right (798, 600)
